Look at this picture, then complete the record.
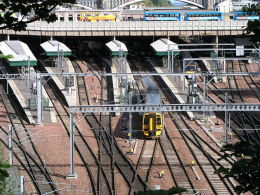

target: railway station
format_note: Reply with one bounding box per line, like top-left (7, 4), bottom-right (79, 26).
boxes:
top-left (0, 0), bottom-right (259, 194)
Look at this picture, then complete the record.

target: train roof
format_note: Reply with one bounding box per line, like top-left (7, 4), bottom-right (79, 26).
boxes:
top-left (121, 9), bottom-right (144, 15)
top-left (144, 9), bottom-right (221, 14)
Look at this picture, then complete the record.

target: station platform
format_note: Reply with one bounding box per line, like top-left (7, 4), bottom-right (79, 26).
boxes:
top-left (111, 58), bottom-right (135, 102)
top-left (111, 58), bottom-right (135, 115)
top-left (154, 67), bottom-right (196, 120)
top-left (7, 75), bottom-right (56, 124)
top-left (45, 58), bottom-right (77, 107)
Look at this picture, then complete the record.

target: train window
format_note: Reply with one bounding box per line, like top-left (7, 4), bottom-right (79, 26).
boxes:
top-left (144, 117), bottom-right (149, 125)
top-left (156, 118), bottom-right (161, 124)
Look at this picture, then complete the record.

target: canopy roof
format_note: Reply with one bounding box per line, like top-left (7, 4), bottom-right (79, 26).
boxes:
top-left (106, 40), bottom-right (128, 56)
top-left (0, 40), bottom-right (37, 66)
top-left (150, 38), bottom-right (179, 56)
top-left (40, 40), bottom-right (72, 56)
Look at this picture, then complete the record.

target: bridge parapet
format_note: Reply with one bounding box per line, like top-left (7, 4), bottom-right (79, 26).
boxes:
top-left (0, 20), bottom-right (248, 37)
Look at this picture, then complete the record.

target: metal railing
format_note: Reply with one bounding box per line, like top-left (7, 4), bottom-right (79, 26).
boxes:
top-left (21, 20), bottom-right (247, 32)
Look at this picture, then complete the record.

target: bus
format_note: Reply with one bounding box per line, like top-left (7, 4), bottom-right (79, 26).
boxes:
top-left (233, 12), bottom-right (259, 20)
top-left (185, 11), bottom-right (222, 21)
top-left (144, 11), bottom-right (182, 21)
top-left (79, 12), bottom-right (116, 22)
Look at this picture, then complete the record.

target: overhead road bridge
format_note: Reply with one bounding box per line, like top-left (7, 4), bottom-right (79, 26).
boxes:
top-left (0, 20), bottom-right (248, 37)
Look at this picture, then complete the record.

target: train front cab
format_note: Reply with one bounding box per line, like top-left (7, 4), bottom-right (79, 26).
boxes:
top-left (143, 112), bottom-right (162, 138)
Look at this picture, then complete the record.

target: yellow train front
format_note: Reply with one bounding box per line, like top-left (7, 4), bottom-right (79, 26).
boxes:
top-left (143, 112), bottom-right (162, 138)
top-left (141, 77), bottom-right (163, 139)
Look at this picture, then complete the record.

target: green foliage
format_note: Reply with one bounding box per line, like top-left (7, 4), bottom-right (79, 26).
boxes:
top-left (0, 147), bottom-right (10, 194)
top-left (0, 54), bottom-right (13, 59)
top-left (0, 0), bottom-right (76, 31)
top-left (144, 0), bottom-right (171, 7)
top-left (216, 141), bottom-right (260, 194)
top-left (137, 187), bottom-right (187, 195)
top-left (242, 4), bottom-right (260, 42)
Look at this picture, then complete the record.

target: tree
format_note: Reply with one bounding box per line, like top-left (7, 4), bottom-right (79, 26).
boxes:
top-left (243, 4), bottom-right (260, 42)
top-left (0, 161), bottom-right (10, 194)
top-left (137, 187), bottom-right (187, 195)
top-left (216, 141), bottom-right (260, 194)
top-left (0, 0), bottom-right (76, 31)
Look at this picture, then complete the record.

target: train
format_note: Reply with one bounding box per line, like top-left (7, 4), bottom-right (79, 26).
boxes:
top-left (142, 77), bottom-right (163, 139)
top-left (144, 10), bottom-right (259, 21)
top-left (181, 51), bottom-right (197, 74)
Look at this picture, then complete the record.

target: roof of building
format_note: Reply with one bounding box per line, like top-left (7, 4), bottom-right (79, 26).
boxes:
top-left (105, 40), bottom-right (128, 56)
top-left (150, 38), bottom-right (179, 55)
top-left (0, 40), bottom-right (37, 66)
top-left (40, 40), bottom-right (72, 56)
top-left (121, 9), bottom-right (144, 15)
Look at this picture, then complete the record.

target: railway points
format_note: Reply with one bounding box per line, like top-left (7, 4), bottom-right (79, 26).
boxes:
top-left (0, 9), bottom-right (259, 192)
top-left (0, 40), bottom-right (56, 125)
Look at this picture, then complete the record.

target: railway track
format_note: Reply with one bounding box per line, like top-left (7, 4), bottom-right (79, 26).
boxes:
top-left (195, 68), bottom-right (260, 146)
top-left (129, 58), bottom-right (196, 193)
top-left (73, 59), bottom-right (147, 194)
top-left (136, 57), bottom-right (237, 194)
top-left (72, 60), bottom-right (113, 195)
top-left (159, 85), bottom-right (235, 194)
top-left (39, 60), bottom-right (102, 195)
top-left (0, 84), bottom-right (59, 194)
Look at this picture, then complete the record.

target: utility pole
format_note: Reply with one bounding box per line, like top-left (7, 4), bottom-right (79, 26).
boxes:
top-left (224, 93), bottom-right (229, 143)
top-left (128, 89), bottom-right (133, 141)
top-left (36, 73), bottom-right (42, 125)
top-left (66, 112), bottom-right (77, 179)
top-left (8, 124), bottom-right (13, 166)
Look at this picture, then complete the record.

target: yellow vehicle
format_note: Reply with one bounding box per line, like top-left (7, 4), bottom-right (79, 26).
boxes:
top-left (143, 112), bottom-right (163, 138)
top-left (141, 77), bottom-right (163, 139)
top-left (80, 12), bottom-right (116, 22)
top-left (185, 63), bottom-right (197, 74)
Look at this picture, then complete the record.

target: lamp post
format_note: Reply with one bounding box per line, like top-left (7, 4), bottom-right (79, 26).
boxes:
top-left (27, 56), bottom-right (30, 89)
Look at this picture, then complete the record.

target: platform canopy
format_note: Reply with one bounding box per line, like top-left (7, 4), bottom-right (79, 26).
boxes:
top-left (150, 38), bottom-right (179, 56)
top-left (105, 40), bottom-right (128, 56)
top-left (0, 40), bottom-right (37, 66)
top-left (40, 40), bottom-right (72, 56)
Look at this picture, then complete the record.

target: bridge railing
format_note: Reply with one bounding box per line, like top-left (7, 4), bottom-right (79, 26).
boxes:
top-left (26, 20), bottom-right (248, 31)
